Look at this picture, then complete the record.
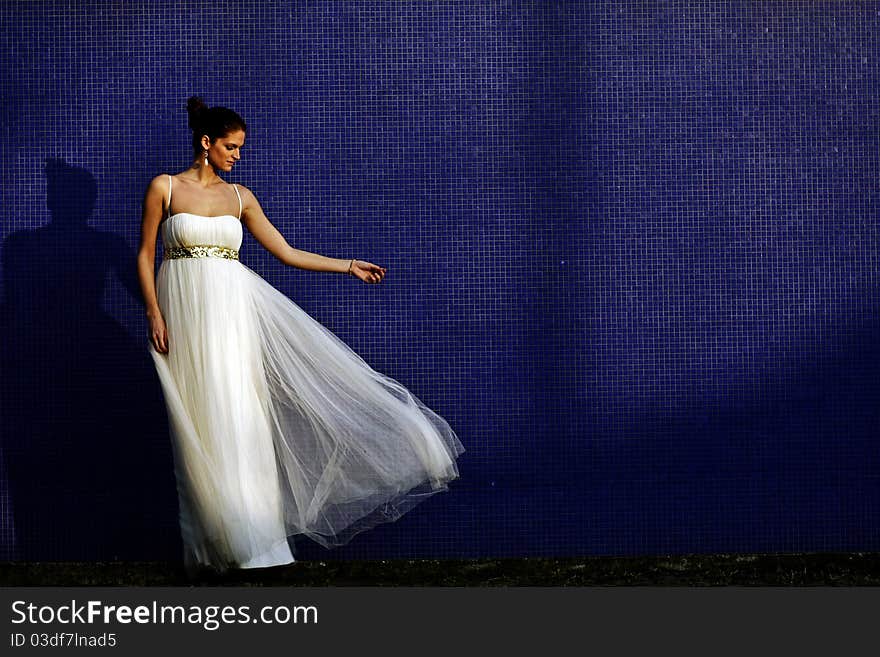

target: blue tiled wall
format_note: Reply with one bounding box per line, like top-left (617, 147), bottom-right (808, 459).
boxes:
top-left (0, 1), bottom-right (877, 562)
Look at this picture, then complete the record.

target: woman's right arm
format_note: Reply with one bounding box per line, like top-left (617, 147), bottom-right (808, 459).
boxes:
top-left (137, 175), bottom-right (169, 353)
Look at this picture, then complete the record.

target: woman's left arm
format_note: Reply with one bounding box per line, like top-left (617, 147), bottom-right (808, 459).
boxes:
top-left (239, 185), bottom-right (386, 283)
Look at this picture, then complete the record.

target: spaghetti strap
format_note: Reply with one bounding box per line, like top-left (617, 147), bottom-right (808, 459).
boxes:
top-left (232, 184), bottom-right (242, 220)
top-left (167, 174), bottom-right (173, 218)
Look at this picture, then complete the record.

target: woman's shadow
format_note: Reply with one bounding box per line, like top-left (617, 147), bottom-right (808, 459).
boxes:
top-left (0, 159), bottom-right (179, 562)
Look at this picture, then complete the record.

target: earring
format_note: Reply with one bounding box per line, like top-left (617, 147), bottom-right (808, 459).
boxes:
top-left (203, 150), bottom-right (209, 166)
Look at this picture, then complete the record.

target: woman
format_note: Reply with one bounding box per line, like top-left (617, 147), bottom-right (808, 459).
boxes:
top-left (137, 97), bottom-right (464, 574)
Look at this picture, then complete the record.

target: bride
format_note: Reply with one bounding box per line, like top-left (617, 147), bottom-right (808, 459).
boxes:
top-left (136, 97), bottom-right (464, 573)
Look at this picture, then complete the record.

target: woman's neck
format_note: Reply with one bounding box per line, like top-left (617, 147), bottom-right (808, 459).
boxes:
top-left (184, 158), bottom-right (224, 186)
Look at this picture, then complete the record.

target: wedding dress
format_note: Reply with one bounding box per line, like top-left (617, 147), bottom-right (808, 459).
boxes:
top-left (148, 175), bottom-right (464, 573)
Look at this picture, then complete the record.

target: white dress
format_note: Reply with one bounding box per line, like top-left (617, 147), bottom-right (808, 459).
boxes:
top-left (148, 175), bottom-right (464, 573)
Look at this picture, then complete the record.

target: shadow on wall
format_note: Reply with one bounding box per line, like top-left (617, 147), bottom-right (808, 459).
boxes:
top-left (0, 159), bottom-right (179, 561)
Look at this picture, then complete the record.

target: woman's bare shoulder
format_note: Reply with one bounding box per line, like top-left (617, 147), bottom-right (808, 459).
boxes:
top-left (144, 173), bottom-right (172, 197)
top-left (233, 183), bottom-right (261, 204)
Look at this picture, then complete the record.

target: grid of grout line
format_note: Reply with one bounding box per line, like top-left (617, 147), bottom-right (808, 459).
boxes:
top-left (0, 1), bottom-right (877, 562)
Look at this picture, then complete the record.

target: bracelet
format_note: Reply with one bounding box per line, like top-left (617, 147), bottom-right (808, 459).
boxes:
top-left (347, 259), bottom-right (355, 276)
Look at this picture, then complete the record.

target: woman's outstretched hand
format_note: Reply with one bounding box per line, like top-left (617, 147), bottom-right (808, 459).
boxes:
top-left (351, 259), bottom-right (387, 284)
top-left (149, 312), bottom-right (169, 354)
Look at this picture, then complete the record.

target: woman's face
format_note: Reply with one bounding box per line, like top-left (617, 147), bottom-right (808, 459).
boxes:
top-left (202, 129), bottom-right (246, 173)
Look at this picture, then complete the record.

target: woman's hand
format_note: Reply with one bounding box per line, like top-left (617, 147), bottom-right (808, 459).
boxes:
top-left (350, 259), bottom-right (387, 284)
top-left (149, 312), bottom-right (169, 354)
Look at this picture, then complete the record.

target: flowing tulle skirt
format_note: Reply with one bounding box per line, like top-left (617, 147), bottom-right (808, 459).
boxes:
top-left (149, 255), bottom-right (464, 573)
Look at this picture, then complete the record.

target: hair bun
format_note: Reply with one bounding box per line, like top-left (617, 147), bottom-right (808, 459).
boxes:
top-left (186, 96), bottom-right (209, 130)
top-left (184, 97), bottom-right (246, 152)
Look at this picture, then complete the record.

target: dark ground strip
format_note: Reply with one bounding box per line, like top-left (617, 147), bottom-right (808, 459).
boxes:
top-left (1, 553), bottom-right (880, 586)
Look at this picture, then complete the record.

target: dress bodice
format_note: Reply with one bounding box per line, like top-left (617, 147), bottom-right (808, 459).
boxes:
top-left (161, 213), bottom-right (243, 251)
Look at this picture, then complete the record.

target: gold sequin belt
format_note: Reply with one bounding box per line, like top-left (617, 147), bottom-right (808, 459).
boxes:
top-left (164, 244), bottom-right (239, 261)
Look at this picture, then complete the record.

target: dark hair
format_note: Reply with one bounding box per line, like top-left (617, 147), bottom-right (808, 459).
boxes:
top-left (186, 96), bottom-right (247, 152)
